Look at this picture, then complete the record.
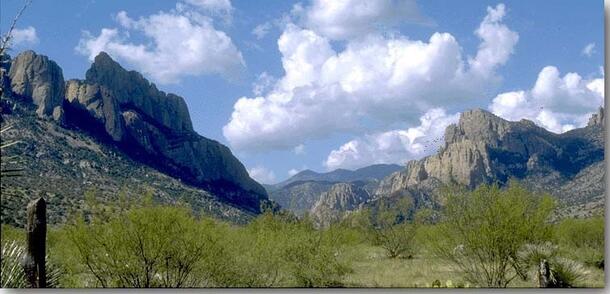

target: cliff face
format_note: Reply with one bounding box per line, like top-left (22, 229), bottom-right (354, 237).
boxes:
top-left (310, 182), bottom-right (372, 227)
top-left (85, 52), bottom-right (193, 132)
top-left (8, 51), bottom-right (64, 118)
top-left (376, 108), bottom-right (605, 217)
top-left (5, 50), bottom-right (268, 213)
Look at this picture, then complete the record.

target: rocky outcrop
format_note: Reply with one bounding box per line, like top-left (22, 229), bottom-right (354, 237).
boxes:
top-left (85, 52), bottom-right (192, 132)
top-left (310, 182), bottom-right (371, 227)
top-left (588, 107), bottom-right (605, 127)
top-left (376, 108), bottom-right (605, 217)
top-left (269, 181), bottom-right (336, 216)
top-left (6, 50), bottom-right (268, 213)
top-left (65, 80), bottom-right (124, 141)
top-left (8, 51), bottom-right (64, 118)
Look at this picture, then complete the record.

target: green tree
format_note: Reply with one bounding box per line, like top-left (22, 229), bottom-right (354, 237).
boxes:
top-left (365, 196), bottom-right (419, 259)
top-left (66, 204), bottom-right (226, 287)
top-left (428, 182), bottom-right (555, 287)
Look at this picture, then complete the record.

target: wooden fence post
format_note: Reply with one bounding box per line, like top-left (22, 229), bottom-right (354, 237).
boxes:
top-left (23, 197), bottom-right (46, 288)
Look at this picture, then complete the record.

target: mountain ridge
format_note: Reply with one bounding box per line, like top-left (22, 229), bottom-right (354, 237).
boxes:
top-left (1, 50), bottom-right (269, 222)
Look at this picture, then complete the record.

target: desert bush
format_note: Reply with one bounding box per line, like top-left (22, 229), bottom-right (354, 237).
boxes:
top-left (428, 182), bottom-right (555, 287)
top-left (363, 197), bottom-right (419, 258)
top-left (554, 216), bottom-right (604, 268)
top-left (65, 204), bottom-right (227, 287)
top-left (225, 212), bottom-right (351, 287)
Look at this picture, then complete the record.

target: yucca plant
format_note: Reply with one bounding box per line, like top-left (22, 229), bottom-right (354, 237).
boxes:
top-left (516, 242), bottom-right (588, 288)
top-left (0, 240), bottom-right (62, 288)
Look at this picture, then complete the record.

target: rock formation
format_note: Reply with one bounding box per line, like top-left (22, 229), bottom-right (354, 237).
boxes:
top-left (5, 50), bottom-right (268, 213)
top-left (8, 51), bottom-right (64, 118)
top-left (310, 182), bottom-right (371, 227)
top-left (64, 80), bottom-right (124, 141)
top-left (85, 52), bottom-right (192, 132)
top-left (376, 108), bottom-right (605, 218)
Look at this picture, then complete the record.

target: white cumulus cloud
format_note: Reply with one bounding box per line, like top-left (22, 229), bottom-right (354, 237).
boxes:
top-left (324, 108), bottom-right (459, 170)
top-left (489, 66), bottom-right (604, 133)
top-left (76, 2), bottom-right (244, 84)
top-left (248, 165), bottom-right (276, 184)
top-left (9, 26), bottom-right (39, 47)
top-left (223, 4), bottom-right (518, 151)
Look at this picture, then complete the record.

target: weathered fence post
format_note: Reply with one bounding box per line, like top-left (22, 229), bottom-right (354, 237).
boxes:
top-left (538, 259), bottom-right (550, 288)
top-left (23, 197), bottom-right (46, 288)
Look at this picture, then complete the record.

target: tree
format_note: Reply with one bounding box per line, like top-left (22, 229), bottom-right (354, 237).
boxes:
top-left (66, 204), bottom-right (226, 287)
top-left (0, 0), bottom-right (32, 57)
top-left (428, 182), bottom-right (555, 287)
top-left (365, 196), bottom-right (419, 259)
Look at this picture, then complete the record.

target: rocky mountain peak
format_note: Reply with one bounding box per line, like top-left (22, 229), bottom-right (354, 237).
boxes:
top-left (588, 107), bottom-right (605, 127)
top-left (5, 50), bottom-right (268, 213)
top-left (8, 50), bottom-right (64, 118)
top-left (378, 107), bottom-right (604, 198)
top-left (85, 52), bottom-right (193, 132)
top-left (444, 108), bottom-right (513, 145)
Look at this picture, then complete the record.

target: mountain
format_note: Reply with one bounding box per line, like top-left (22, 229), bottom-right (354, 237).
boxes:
top-left (310, 182), bottom-right (372, 227)
top-left (375, 108), bottom-right (605, 218)
top-left (267, 164), bottom-right (402, 215)
top-left (305, 108), bottom-right (605, 225)
top-left (275, 164), bottom-right (403, 188)
top-left (1, 50), bottom-right (270, 225)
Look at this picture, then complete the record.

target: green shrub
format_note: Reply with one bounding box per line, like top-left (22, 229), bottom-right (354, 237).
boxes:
top-left (428, 182), bottom-right (555, 287)
top-left (225, 212), bottom-right (351, 287)
top-left (65, 204), bottom-right (227, 287)
top-left (363, 197), bottom-right (419, 259)
top-left (554, 217), bottom-right (604, 267)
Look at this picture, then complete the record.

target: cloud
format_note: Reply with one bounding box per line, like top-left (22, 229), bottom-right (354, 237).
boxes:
top-left (181, 0), bottom-right (233, 23)
top-left (9, 26), bottom-right (39, 46)
top-left (251, 71), bottom-right (276, 96)
top-left (288, 168), bottom-right (301, 177)
top-left (581, 43), bottom-right (596, 57)
top-left (252, 22), bottom-right (273, 39)
top-left (293, 144), bottom-right (305, 155)
top-left (76, 3), bottom-right (244, 84)
top-left (299, 0), bottom-right (434, 40)
top-left (324, 108), bottom-right (459, 170)
top-left (223, 4), bottom-right (518, 151)
top-left (468, 3), bottom-right (518, 77)
top-left (248, 165), bottom-right (276, 184)
top-left (489, 66), bottom-right (604, 133)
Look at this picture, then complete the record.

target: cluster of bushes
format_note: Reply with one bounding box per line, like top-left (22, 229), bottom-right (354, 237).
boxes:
top-left (2, 194), bottom-right (358, 288)
top-left (0, 182), bottom-right (604, 288)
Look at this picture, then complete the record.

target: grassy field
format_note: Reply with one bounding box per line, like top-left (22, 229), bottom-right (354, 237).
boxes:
top-left (339, 245), bottom-right (604, 288)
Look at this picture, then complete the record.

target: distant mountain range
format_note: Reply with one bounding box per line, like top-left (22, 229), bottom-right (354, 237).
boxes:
top-left (270, 108), bottom-right (606, 225)
top-left (266, 164), bottom-right (402, 215)
top-left (1, 50), bottom-right (269, 225)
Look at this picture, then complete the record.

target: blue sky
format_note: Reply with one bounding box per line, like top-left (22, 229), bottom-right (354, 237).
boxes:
top-left (1, 0), bottom-right (604, 184)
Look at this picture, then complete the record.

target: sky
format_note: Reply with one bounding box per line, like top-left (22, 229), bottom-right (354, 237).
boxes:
top-left (1, 0), bottom-right (604, 185)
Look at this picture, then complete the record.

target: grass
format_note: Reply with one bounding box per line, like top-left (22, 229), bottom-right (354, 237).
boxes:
top-left (338, 244), bottom-right (604, 288)
top-left (342, 245), bottom-right (467, 287)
